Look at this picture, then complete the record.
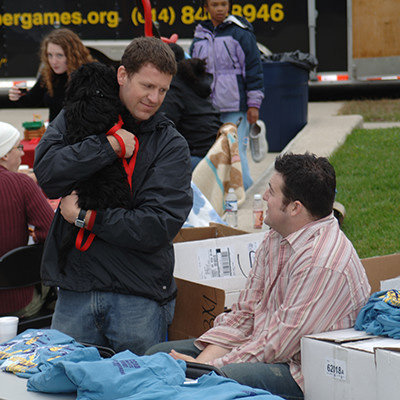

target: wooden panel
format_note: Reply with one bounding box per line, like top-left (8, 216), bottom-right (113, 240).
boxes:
top-left (353, 0), bottom-right (400, 58)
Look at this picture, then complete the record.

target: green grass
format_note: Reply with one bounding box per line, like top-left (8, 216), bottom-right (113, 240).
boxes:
top-left (329, 127), bottom-right (400, 258)
top-left (338, 98), bottom-right (400, 122)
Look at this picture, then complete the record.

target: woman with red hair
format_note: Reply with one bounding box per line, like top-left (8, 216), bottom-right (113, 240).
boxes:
top-left (9, 28), bottom-right (93, 122)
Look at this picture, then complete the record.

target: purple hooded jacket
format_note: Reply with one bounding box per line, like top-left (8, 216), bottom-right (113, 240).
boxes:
top-left (190, 15), bottom-right (264, 113)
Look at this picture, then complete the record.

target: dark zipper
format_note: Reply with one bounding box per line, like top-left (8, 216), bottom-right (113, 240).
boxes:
top-left (223, 41), bottom-right (236, 69)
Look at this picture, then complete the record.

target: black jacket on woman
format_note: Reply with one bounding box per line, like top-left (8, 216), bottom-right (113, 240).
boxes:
top-left (160, 58), bottom-right (221, 158)
top-left (34, 108), bottom-right (193, 304)
top-left (14, 73), bottom-right (67, 122)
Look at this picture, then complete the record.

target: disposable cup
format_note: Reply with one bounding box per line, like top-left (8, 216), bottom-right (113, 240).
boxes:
top-left (0, 316), bottom-right (19, 343)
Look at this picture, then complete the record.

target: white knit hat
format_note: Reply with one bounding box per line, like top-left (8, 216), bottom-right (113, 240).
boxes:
top-left (0, 121), bottom-right (22, 158)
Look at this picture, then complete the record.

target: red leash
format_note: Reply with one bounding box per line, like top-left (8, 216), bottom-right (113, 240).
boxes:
top-left (75, 210), bottom-right (97, 251)
top-left (75, 116), bottom-right (138, 252)
top-left (106, 115), bottom-right (139, 188)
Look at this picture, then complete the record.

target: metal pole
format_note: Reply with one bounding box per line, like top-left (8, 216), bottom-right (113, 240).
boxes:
top-left (347, 0), bottom-right (354, 80)
top-left (308, 0), bottom-right (317, 81)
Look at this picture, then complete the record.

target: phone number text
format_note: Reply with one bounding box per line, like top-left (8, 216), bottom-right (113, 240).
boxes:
top-left (131, 3), bottom-right (285, 26)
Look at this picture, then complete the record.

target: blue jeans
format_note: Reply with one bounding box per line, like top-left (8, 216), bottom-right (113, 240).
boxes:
top-left (146, 339), bottom-right (303, 400)
top-left (220, 112), bottom-right (253, 190)
top-left (51, 289), bottom-right (175, 355)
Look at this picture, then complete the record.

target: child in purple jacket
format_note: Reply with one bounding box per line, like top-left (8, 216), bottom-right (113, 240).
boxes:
top-left (190, 0), bottom-right (264, 190)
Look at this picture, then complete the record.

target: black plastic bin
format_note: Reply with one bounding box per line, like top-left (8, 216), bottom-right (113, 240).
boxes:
top-left (259, 59), bottom-right (310, 152)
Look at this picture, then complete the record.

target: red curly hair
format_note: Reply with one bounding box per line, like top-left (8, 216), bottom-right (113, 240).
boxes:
top-left (40, 28), bottom-right (94, 96)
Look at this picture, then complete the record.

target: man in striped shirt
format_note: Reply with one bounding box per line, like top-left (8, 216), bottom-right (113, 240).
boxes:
top-left (147, 153), bottom-right (371, 400)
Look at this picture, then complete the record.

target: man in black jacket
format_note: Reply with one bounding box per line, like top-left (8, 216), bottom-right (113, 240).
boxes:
top-left (33, 37), bottom-right (193, 355)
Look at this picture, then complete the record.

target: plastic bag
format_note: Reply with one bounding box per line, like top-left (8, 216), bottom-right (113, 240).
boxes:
top-left (261, 50), bottom-right (318, 71)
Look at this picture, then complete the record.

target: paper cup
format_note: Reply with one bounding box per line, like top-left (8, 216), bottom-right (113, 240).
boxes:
top-left (0, 316), bottom-right (19, 343)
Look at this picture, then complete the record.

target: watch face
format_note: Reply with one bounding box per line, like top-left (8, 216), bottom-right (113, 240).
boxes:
top-left (75, 218), bottom-right (85, 228)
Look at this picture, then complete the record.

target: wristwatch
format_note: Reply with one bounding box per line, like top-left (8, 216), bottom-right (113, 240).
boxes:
top-left (75, 209), bottom-right (87, 228)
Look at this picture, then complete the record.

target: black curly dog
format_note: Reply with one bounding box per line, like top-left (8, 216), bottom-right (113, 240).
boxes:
top-left (59, 62), bottom-right (132, 266)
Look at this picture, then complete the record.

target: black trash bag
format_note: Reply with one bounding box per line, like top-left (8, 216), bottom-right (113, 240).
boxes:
top-left (261, 50), bottom-right (318, 72)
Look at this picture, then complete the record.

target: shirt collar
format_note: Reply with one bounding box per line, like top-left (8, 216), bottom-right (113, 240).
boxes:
top-left (271, 213), bottom-right (337, 251)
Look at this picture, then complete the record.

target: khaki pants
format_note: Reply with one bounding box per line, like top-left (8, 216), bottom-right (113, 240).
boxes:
top-left (13, 284), bottom-right (51, 319)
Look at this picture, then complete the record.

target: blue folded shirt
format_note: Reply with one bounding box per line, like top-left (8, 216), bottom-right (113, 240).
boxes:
top-left (0, 329), bottom-right (99, 378)
top-left (355, 290), bottom-right (400, 338)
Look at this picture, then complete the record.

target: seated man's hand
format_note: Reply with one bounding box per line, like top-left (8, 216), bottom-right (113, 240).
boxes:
top-left (169, 349), bottom-right (197, 363)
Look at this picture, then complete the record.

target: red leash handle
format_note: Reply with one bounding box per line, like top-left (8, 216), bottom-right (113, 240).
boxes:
top-left (106, 115), bottom-right (124, 136)
top-left (86, 210), bottom-right (97, 231)
top-left (75, 211), bottom-right (97, 252)
top-left (123, 136), bottom-right (139, 190)
top-left (106, 115), bottom-right (126, 158)
top-left (111, 132), bottom-right (126, 159)
top-left (75, 230), bottom-right (95, 252)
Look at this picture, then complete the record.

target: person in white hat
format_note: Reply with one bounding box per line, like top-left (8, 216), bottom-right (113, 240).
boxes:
top-left (0, 121), bottom-right (23, 169)
top-left (0, 121), bottom-right (54, 318)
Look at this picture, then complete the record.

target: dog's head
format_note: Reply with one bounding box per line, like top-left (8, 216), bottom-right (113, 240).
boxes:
top-left (64, 62), bottom-right (122, 141)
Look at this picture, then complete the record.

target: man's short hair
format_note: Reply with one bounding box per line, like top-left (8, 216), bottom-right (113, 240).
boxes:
top-left (121, 36), bottom-right (177, 77)
top-left (274, 152), bottom-right (336, 219)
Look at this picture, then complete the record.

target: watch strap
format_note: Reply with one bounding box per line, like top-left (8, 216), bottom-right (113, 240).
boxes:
top-left (75, 209), bottom-right (87, 228)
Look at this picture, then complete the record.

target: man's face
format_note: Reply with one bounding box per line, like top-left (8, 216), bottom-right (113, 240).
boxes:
top-left (117, 63), bottom-right (172, 122)
top-left (263, 172), bottom-right (291, 236)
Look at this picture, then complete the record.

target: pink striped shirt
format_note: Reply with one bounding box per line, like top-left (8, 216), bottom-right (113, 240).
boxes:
top-left (196, 214), bottom-right (371, 391)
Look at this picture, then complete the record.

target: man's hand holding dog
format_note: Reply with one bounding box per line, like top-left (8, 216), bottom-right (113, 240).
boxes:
top-left (107, 129), bottom-right (136, 158)
top-left (60, 190), bottom-right (93, 228)
top-left (60, 191), bottom-right (80, 225)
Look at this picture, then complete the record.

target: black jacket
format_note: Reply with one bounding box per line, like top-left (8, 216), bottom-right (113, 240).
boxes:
top-left (160, 59), bottom-right (221, 157)
top-left (33, 109), bottom-right (193, 304)
top-left (15, 73), bottom-right (67, 122)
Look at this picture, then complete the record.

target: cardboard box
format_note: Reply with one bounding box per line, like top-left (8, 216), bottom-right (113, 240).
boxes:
top-left (376, 348), bottom-right (400, 396)
top-left (361, 253), bottom-right (400, 293)
top-left (173, 223), bottom-right (248, 243)
top-left (173, 223), bottom-right (265, 307)
top-left (168, 277), bottom-right (225, 341)
top-left (380, 275), bottom-right (400, 291)
top-left (302, 328), bottom-right (400, 400)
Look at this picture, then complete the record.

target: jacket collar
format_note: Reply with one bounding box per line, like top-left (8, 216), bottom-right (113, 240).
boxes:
top-left (199, 14), bottom-right (252, 32)
top-left (121, 108), bottom-right (173, 137)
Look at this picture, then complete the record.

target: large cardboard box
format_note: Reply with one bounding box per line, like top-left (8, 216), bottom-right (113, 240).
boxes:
top-left (173, 223), bottom-right (265, 307)
top-left (361, 253), bottom-right (400, 293)
top-left (173, 223), bottom-right (248, 243)
top-left (168, 277), bottom-right (225, 341)
top-left (302, 328), bottom-right (400, 400)
top-left (376, 348), bottom-right (400, 396)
